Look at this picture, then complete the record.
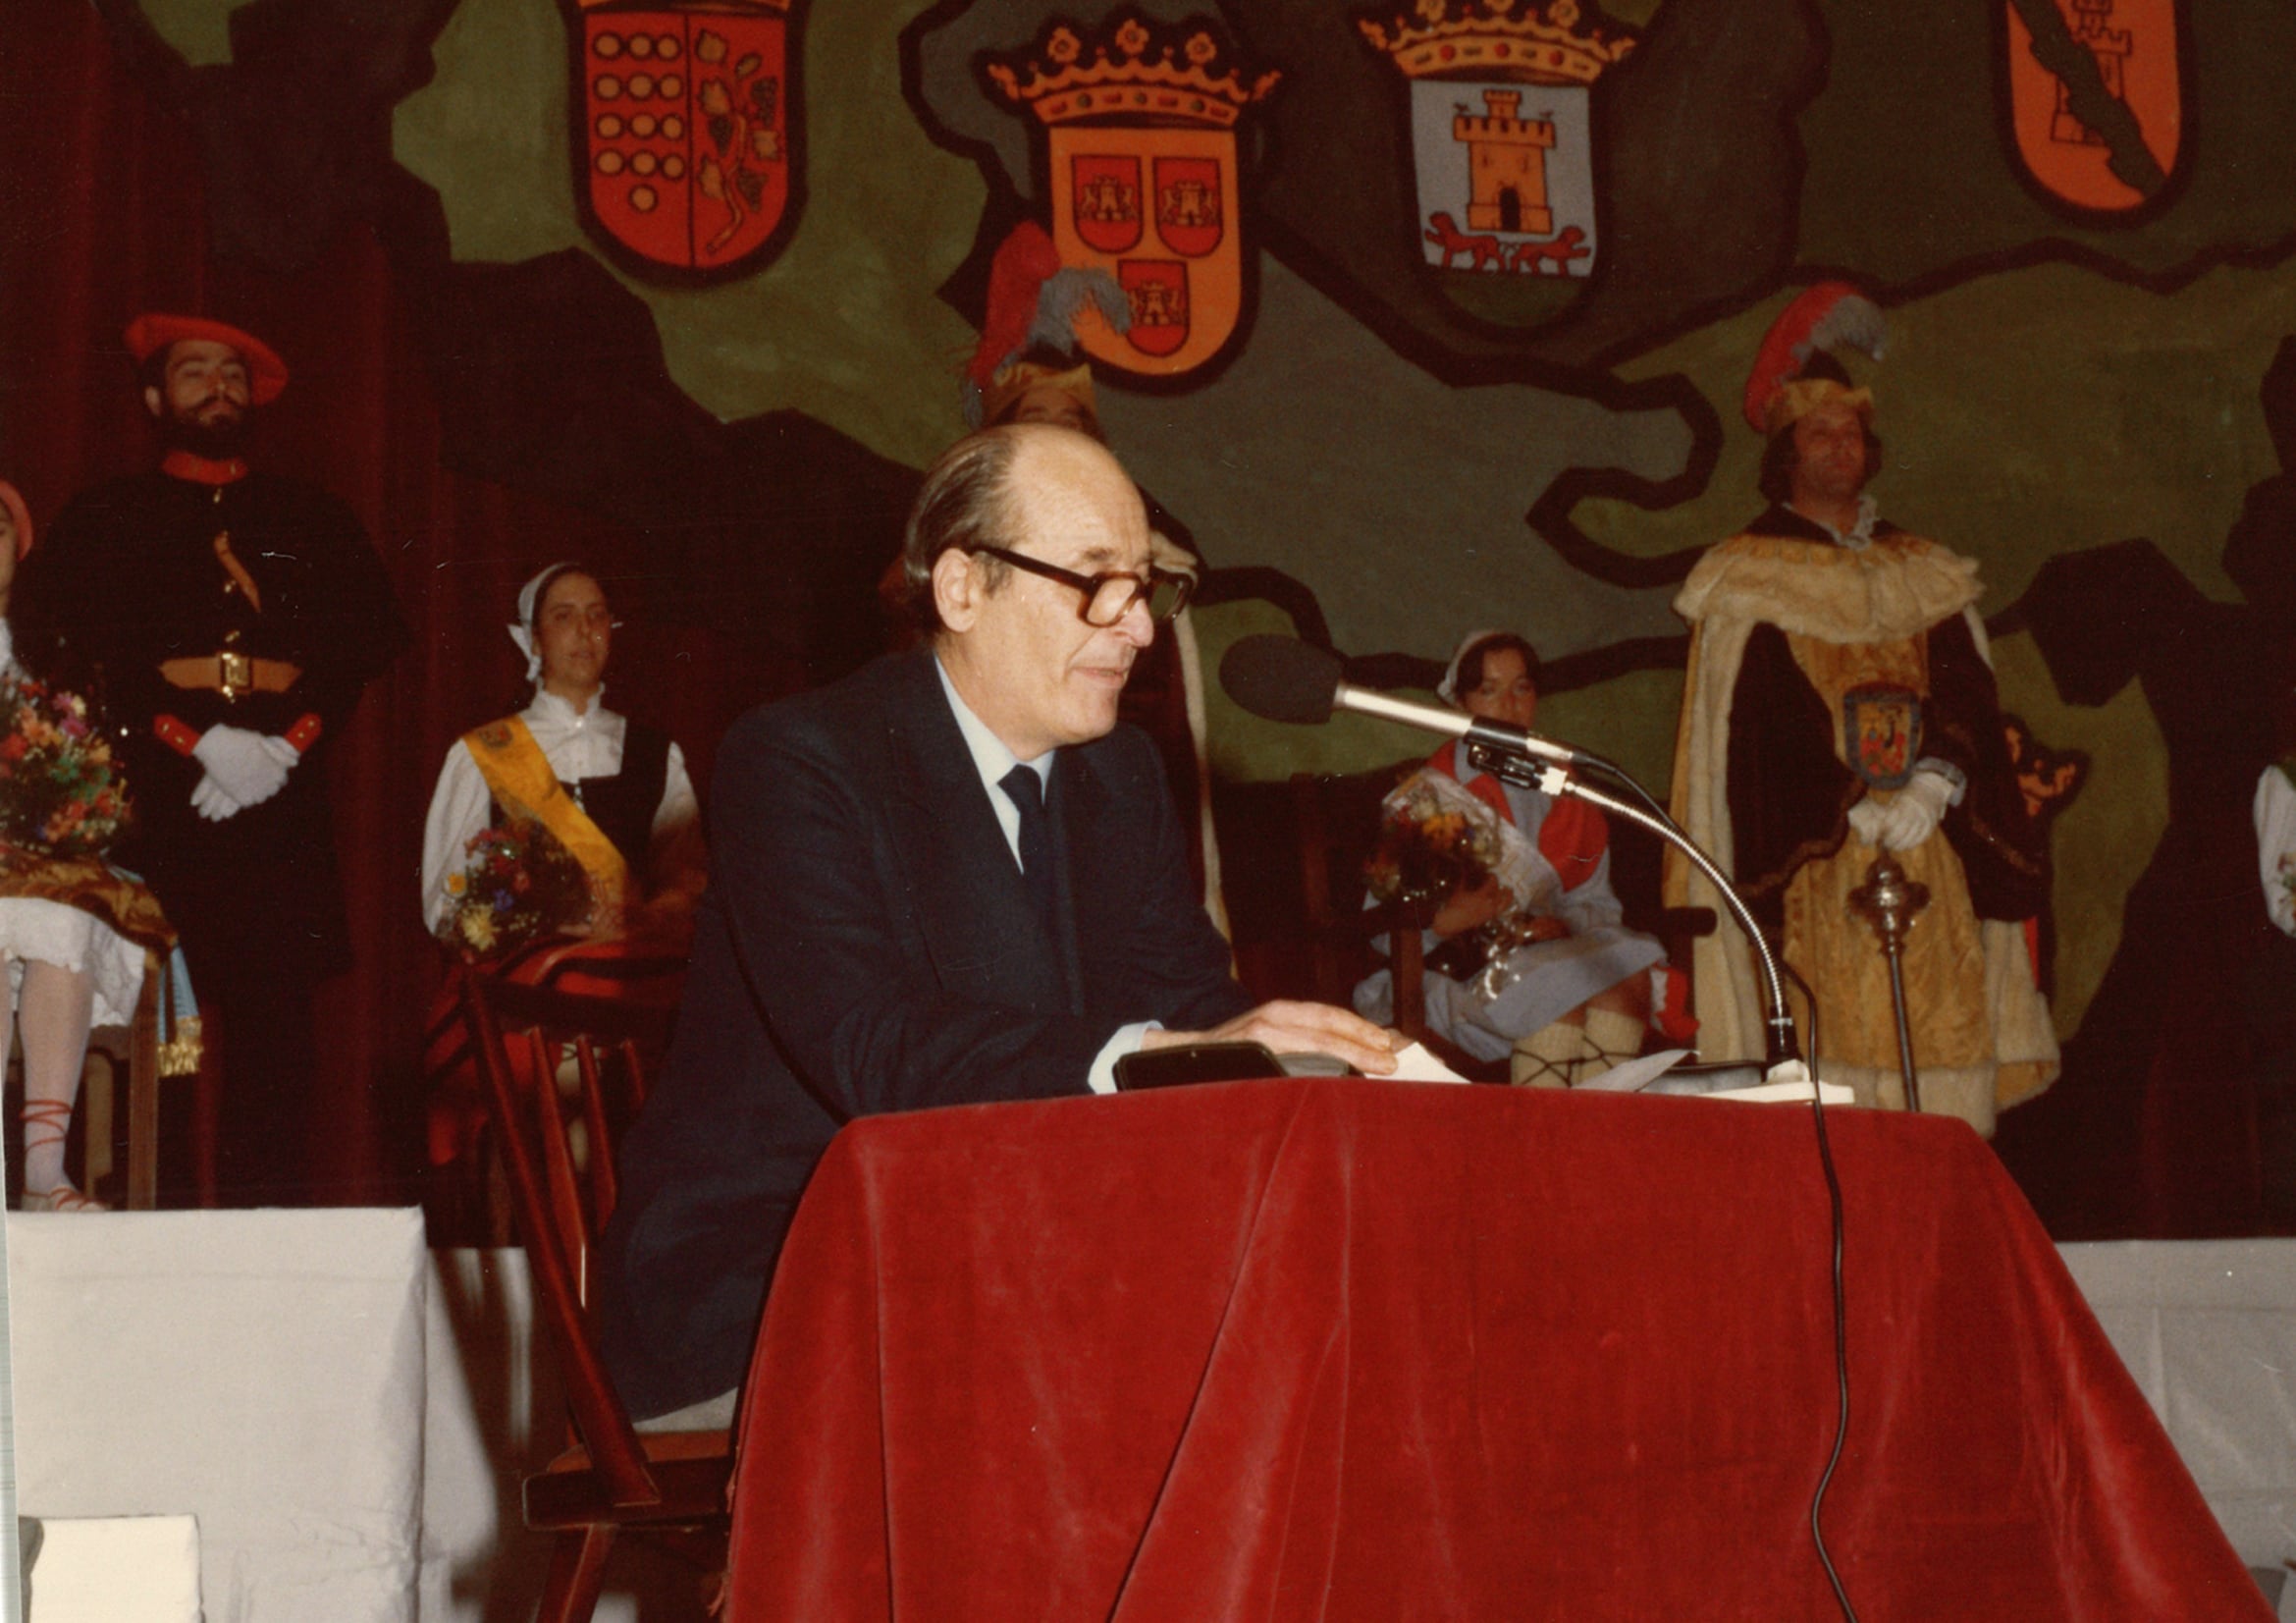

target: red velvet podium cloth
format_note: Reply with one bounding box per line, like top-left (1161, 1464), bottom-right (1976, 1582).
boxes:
top-left (724, 1079), bottom-right (2269, 1621)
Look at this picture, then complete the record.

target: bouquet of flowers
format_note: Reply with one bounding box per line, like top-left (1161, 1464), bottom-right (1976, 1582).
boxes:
top-left (1364, 771), bottom-right (1506, 918)
top-left (437, 819), bottom-right (596, 961)
top-left (0, 672), bottom-right (131, 860)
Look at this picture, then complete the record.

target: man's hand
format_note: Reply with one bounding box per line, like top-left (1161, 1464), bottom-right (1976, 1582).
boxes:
top-left (191, 725), bottom-right (295, 810)
top-left (1874, 770), bottom-right (1955, 852)
top-left (1142, 1000), bottom-right (1401, 1076)
top-left (189, 774), bottom-right (243, 822)
top-left (1846, 795), bottom-right (1889, 847)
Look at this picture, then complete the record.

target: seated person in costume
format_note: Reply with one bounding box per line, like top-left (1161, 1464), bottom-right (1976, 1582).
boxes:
top-left (1354, 631), bottom-right (1665, 1087)
top-left (0, 481), bottom-right (175, 1211)
top-left (420, 564), bottom-right (703, 950)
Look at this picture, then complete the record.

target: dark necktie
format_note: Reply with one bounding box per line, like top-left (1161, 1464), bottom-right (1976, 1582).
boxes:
top-left (999, 764), bottom-right (1059, 939)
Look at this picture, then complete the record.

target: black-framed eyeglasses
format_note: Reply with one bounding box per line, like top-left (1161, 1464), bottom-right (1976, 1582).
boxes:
top-left (973, 546), bottom-right (1195, 625)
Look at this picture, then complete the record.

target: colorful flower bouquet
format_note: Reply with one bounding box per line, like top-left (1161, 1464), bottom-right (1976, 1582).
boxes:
top-left (437, 820), bottom-right (596, 961)
top-left (1364, 772), bottom-right (1505, 918)
top-left (0, 673), bottom-right (131, 860)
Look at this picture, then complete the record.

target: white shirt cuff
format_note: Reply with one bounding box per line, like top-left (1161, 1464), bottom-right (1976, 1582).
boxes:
top-left (1088, 1021), bottom-right (1160, 1095)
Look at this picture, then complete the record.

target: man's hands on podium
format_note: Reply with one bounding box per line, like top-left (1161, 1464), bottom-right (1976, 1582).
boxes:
top-left (190, 725), bottom-right (302, 821)
top-left (1140, 1001), bottom-right (1402, 1077)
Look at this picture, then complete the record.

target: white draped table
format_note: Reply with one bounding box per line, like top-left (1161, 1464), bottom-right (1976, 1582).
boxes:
top-left (8, 1208), bottom-right (427, 1623)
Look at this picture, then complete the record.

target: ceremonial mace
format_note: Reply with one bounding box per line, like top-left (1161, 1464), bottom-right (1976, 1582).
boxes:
top-left (1847, 854), bottom-right (1929, 1113)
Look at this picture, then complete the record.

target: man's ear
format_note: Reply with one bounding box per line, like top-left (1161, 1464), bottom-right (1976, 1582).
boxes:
top-left (141, 385), bottom-right (165, 420)
top-left (932, 548), bottom-right (982, 632)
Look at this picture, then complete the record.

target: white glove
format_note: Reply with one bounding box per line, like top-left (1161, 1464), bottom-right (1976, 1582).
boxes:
top-left (1845, 796), bottom-right (1889, 847)
top-left (1874, 769), bottom-right (1956, 852)
top-left (189, 774), bottom-right (244, 822)
top-left (191, 725), bottom-right (294, 810)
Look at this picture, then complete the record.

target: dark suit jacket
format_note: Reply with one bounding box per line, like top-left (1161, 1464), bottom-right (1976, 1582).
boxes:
top-left (596, 647), bottom-right (1254, 1417)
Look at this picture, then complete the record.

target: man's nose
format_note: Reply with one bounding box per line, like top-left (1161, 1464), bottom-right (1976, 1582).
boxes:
top-left (1112, 596), bottom-right (1155, 646)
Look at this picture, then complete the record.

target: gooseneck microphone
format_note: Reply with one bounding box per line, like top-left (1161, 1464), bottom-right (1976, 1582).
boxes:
top-left (1219, 632), bottom-right (1806, 1077)
top-left (1218, 634), bottom-right (1587, 768)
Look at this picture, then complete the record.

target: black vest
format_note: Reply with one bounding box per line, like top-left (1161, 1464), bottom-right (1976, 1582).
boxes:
top-left (489, 719), bottom-right (672, 880)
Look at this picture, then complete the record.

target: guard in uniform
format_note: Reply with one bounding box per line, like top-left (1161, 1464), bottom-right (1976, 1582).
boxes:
top-left (18, 313), bottom-right (409, 1204)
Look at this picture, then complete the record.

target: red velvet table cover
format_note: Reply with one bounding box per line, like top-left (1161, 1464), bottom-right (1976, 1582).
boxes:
top-left (724, 1079), bottom-right (2269, 1620)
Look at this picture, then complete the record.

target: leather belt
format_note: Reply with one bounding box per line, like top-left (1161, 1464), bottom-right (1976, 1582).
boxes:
top-left (158, 653), bottom-right (303, 703)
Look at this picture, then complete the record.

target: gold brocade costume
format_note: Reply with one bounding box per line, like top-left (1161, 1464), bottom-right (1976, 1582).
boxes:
top-left (1666, 526), bottom-right (2058, 1133)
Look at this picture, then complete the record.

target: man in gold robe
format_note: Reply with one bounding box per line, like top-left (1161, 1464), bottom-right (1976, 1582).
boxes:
top-left (1664, 287), bottom-right (2057, 1133)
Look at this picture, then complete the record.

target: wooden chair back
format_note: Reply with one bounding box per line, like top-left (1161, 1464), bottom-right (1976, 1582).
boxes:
top-left (1291, 761), bottom-right (1431, 1039)
top-left (459, 968), bottom-right (730, 1623)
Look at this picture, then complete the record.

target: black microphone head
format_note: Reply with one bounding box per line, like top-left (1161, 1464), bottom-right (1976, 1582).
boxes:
top-left (1220, 635), bottom-right (1344, 725)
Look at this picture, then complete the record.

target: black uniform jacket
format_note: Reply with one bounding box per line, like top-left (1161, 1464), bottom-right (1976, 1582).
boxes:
top-left (18, 469), bottom-right (408, 965)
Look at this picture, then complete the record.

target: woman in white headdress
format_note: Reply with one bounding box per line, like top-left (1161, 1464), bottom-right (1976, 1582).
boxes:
top-left (1354, 630), bottom-right (1671, 1087)
top-left (419, 563), bottom-right (703, 946)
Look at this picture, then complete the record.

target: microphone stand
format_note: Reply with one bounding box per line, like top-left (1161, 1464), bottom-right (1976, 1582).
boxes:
top-left (1463, 741), bottom-right (1811, 1088)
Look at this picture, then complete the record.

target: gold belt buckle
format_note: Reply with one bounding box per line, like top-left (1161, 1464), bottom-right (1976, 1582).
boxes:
top-left (218, 650), bottom-right (253, 702)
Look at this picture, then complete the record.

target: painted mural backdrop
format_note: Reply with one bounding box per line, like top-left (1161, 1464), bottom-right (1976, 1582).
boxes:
top-left (21, 0), bottom-right (2296, 1234)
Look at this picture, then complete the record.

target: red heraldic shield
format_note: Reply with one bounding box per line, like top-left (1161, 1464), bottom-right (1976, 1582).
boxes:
top-left (1152, 157), bottom-right (1223, 258)
top-left (572, 0), bottom-right (801, 280)
top-left (2002, 0), bottom-right (2184, 215)
top-left (1047, 126), bottom-right (1248, 377)
top-left (1117, 262), bottom-right (1189, 356)
top-left (1070, 155), bottom-right (1144, 253)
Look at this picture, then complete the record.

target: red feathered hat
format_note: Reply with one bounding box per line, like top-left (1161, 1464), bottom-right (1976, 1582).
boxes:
top-left (124, 313), bottom-right (290, 406)
top-left (1742, 283), bottom-right (1886, 434)
top-left (962, 222), bottom-right (1130, 428)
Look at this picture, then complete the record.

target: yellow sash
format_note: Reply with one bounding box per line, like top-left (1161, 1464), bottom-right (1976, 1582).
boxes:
top-left (462, 716), bottom-right (628, 921)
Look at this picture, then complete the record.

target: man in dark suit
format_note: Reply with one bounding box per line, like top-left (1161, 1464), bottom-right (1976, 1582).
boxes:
top-left (596, 423), bottom-right (1398, 1423)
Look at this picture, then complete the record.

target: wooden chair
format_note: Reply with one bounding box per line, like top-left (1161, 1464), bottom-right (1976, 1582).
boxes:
top-left (77, 948), bottom-right (177, 1208)
top-left (1287, 762), bottom-right (1507, 1076)
top-left (426, 939), bottom-right (689, 1243)
top-left (459, 967), bottom-right (731, 1623)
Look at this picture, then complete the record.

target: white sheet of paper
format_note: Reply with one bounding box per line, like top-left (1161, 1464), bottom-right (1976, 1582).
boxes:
top-left (1574, 1048), bottom-right (1694, 1093)
top-left (1387, 1041), bottom-right (1471, 1084)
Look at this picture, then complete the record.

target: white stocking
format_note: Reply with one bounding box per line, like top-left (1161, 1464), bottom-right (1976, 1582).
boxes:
top-left (18, 958), bottom-right (94, 1197)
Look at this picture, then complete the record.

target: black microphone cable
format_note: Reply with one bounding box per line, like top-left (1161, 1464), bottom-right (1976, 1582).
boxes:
top-left (1783, 958), bottom-right (1858, 1623)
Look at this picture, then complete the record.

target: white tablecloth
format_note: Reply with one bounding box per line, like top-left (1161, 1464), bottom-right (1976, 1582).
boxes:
top-left (2060, 1238), bottom-right (2296, 1590)
top-left (8, 1209), bottom-right (427, 1623)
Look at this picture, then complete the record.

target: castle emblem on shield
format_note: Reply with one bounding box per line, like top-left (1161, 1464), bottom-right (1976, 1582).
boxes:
top-left (566, 0), bottom-right (805, 281)
top-left (983, 13), bottom-right (1279, 380)
top-left (2001, 0), bottom-right (2184, 216)
top-left (1358, 0), bottom-right (1635, 278)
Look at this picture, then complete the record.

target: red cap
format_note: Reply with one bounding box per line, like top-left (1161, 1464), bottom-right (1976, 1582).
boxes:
top-left (124, 313), bottom-right (290, 406)
top-left (0, 481), bottom-right (30, 560)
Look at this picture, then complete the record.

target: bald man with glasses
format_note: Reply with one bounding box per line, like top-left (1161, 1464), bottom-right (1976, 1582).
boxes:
top-left (596, 423), bottom-right (1397, 1425)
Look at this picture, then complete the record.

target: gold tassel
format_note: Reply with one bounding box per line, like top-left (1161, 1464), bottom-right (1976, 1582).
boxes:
top-left (158, 1013), bottom-right (203, 1079)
